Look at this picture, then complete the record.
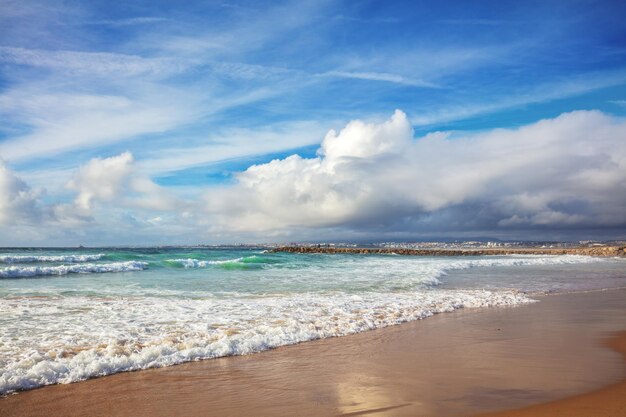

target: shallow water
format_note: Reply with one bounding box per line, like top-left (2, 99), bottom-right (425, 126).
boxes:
top-left (0, 247), bottom-right (624, 394)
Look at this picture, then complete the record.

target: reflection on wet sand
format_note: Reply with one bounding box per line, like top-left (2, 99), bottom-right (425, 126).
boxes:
top-left (333, 373), bottom-right (415, 416)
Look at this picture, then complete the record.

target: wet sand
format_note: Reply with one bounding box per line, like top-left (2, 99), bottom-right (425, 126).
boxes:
top-left (2, 289), bottom-right (626, 417)
top-left (476, 331), bottom-right (626, 417)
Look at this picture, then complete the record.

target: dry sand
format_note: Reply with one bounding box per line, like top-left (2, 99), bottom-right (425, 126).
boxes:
top-left (1, 289), bottom-right (626, 417)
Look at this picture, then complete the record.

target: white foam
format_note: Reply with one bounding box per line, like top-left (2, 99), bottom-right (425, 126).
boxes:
top-left (0, 253), bottom-right (611, 394)
top-left (168, 257), bottom-right (245, 268)
top-left (0, 254), bottom-right (106, 263)
top-left (309, 254), bottom-right (602, 291)
top-left (0, 261), bottom-right (147, 278)
top-left (0, 289), bottom-right (533, 394)
top-left (425, 254), bottom-right (600, 278)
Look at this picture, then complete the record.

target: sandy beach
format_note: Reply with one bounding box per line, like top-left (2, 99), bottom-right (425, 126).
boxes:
top-left (2, 288), bottom-right (625, 417)
top-left (476, 331), bottom-right (626, 417)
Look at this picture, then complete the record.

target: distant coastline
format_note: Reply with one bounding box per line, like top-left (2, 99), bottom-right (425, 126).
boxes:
top-left (272, 245), bottom-right (626, 257)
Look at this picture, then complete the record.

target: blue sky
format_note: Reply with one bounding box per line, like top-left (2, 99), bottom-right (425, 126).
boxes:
top-left (1, 0), bottom-right (626, 245)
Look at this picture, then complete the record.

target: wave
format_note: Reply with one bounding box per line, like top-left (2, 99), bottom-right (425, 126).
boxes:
top-left (432, 254), bottom-right (600, 275)
top-left (0, 289), bottom-right (533, 394)
top-left (0, 254), bottom-right (106, 264)
top-left (0, 261), bottom-right (148, 278)
top-left (323, 254), bottom-right (603, 292)
top-left (0, 253), bottom-right (613, 394)
top-left (166, 255), bottom-right (272, 269)
top-left (168, 257), bottom-right (243, 268)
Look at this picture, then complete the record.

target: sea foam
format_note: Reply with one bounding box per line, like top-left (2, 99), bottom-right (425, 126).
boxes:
top-left (168, 257), bottom-right (245, 268)
top-left (0, 289), bottom-right (533, 394)
top-left (166, 255), bottom-right (271, 269)
top-left (0, 261), bottom-right (147, 278)
top-left (0, 252), bottom-right (616, 395)
top-left (0, 254), bottom-right (106, 263)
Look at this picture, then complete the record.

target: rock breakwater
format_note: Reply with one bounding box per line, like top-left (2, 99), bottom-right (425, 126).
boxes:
top-left (272, 246), bottom-right (626, 257)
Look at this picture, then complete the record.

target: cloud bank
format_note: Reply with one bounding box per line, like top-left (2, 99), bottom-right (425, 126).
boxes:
top-left (0, 109), bottom-right (625, 244)
top-left (206, 109), bottom-right (626, 236)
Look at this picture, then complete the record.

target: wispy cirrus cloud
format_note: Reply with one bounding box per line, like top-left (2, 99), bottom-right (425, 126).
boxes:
top-left (439, 19), bottom-right (506, 26)
top-left (321, 71), bottom-right (439, 88)
top-left (0, 46), bottom-right (194, 77)
top-left (139, 120), bottom-right (330, 176)
top-left (86, 17), bottom-right (170, 26)
top-left (411, 69), bottom-right (626, 127)
top-left (0, 88), bottom-right (200, 161)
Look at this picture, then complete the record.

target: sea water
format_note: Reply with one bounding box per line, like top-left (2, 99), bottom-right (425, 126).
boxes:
top-left (0, 247), bottom-right (624, 394)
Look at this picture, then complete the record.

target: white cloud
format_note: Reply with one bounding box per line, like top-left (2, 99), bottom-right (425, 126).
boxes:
top-left (0, 160), bottom-right (46, 225)
top-left (67, 152), bottom-right (182, 215)
top-left (68, 152), bottom-right (135, 212)
top-left (321, 71), bottom-right (438, 88)
top-left (411, 69), bottom-right (626, 126)
top-left (139, 120), bottom-right (329, 175)
top-left (204, 110), bottom-right (413, 230)
top-left (0, 88), bottom-right (199, 162)
top-left (2, 110), bottom-right (625, 244)
top-left (149, 0), bottom-right (332, 57)
top-left (0, 46), bottom-right (192, 77)
top-left (204, 109), bottom-right (626, 233)
top-left (340, 45), bottom-right (509, 83)
top-left (88, 17), bottom-right (170, 26)
top-left (319, 110), bottom-right (412, 160)
top-left (0, 58), bottom-right (297, 163)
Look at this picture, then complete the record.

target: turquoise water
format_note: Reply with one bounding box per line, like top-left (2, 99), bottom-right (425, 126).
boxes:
top-left (0, 247), bottom-right (624, 394)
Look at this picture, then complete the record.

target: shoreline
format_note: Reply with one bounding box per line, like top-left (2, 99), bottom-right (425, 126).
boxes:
top-left (2, 288), bottom-right (625, 416)
top-left (272, 245), bottom-right (626, 257)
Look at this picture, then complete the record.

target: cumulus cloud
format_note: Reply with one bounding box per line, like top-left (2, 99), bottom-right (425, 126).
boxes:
top-left (0, 152), bottom-right (193, 245)
top-left (67, 152), bottom-right (182, 215)
top-left (68, 152), bottom-right (135, 213)
top-left (205, 110), bottom-right (626, 234)
top-left (0, 160), bottom-right (46, 225)
top-left (0, 152), bottom-right (182, 230)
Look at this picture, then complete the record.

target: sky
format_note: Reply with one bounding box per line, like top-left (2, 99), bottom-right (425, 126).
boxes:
top-left (1, 0), bottom-right (626, 245)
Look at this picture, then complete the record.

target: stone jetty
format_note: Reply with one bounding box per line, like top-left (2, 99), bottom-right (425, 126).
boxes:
top-left (272, 246), bottom-right (626, 257)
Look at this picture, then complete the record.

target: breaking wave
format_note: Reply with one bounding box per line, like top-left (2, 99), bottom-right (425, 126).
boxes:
top-left (0, 289), bottom-right (533, 394)
top-left (0, 254), bottom-right (106, 264)
top-left (0, 251), bottom-right (619, 395)
top-left (166, 255), bottom-right (272, 269)
top-left (0, 261), bottom-right (148, 278)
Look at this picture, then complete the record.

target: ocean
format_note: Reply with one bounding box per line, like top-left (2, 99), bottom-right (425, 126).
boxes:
top-left (1, 247), bottom-right (624, 394)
